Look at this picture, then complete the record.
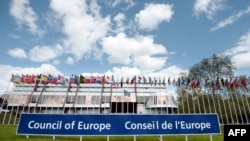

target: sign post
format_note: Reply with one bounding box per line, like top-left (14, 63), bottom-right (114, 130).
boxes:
top-left (17, 113), bottom-right (220, 140)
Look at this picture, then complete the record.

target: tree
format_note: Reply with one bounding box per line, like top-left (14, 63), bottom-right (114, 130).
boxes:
top-left (176, 54), bottom-right (243, 124)
top-left (188, 54), bottom-right (235, 79)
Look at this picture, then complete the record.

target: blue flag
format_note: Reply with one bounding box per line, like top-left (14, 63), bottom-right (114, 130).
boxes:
top-left (123, 90), bottom-right (130, 97)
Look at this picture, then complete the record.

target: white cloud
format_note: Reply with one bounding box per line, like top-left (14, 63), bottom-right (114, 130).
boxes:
top-left (135, 3), bottom-right (174, 30)
top-left (9, 0), bottom-right (44, 36)
top-left (7, 48), bottom-right (27, 59)
top-left (66, 57), bottom-right (75, 65)
top-left (224, 30), bottom-right (250, 68)
top-left (106, 66), bottom-right (141, 78)
top-left (193, 0), bottom-right (224, 20)
top-left (0, 64), bottom-right (63, 94)
top-left (49, 0), bottom-right (110, 63)
top-left (52, 60), bottom-right (60, 65)
top-left (8, 33), bottom-right (21, 39)
top-left (28, 45), bottom-right (63, 62)
top-left (113, 13), bottom-right (126, 33)
top-left (101, 32), bottom-right (168, 73)
top-left (103, 65), bottom-right (186, 81)
top-left (211, 6), bottom-right (250, 31)
top-left (133, 55), bottom-right (167, 73)
top-left (157, 65), bottom-right (187, 78)
top-left (106, 0), bottom-right (135, 9)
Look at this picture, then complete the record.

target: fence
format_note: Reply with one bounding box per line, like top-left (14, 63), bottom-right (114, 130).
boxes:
top-left (0, 77), bottom-right (250, 140)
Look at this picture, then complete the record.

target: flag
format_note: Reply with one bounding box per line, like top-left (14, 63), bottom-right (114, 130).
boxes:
top-left (230, 77), bottom-right (237, 89)
top-left (40, 74), bottom-right (48, 84)
top-left (186, 77), bottom-right (191, 87)
top-left (180, 78), bottom-right (185, 86)
top-left (196, 78), bottom-right (200, 88)
top-left (84, 76), bottom-right (94, 83)
top-left (57, 74), bottom-right (66, 84)
top-left (241, 77), bottom-right (247, 88)
top-left (203, 77), bottom-right (209, 87)
top-left (220, 78), bottom-right (224, 87)
top-left (143, 76), bottom-right (147, 84)
top-left (225, 78), bottom-right (229, 87)
top-left (131, 76), bottom-right (136, 84)
top-left (101, 75), bottom-right (106, 84)
top-left (163, 77), bottom-right (166, 86)
top-left (172, 78), bottom-right (175, 86)
top-left (120, 77), bottom-right (123, 87)
top-left (168, 77), bottom-right (171, 85)
top-left (138, 76), bottom-right (142, 83)
top-left (95, 76), bottom-right (102, 84)
top-left (79, 75), bottom-right (84, 84)
top-left (11, 74), bottom-right (21, 84)
top-left (177, 77), bottom-right (181, 87)
top-left (21, 74), bottom-right (36, 84)
top-left (112, 75), bottom-right (115, 84)
top-left (126, 77), bottom-right (129, 84)
top-left (210, 78), bottom-right (215, 88)
top-left (149, 76), bottom-right (152, 85)
top-left (154, 77), bottom-right (157, 86)
top-left (47, 74), bottom-right (58, 84)
top-left (69, 74), bottom-right (79, 85)
top-left (190, 77), bottom-right (196, 88)
top-left (105, 75), bottom-right (112, 84)
top-left (123, 90), bottom-right (130, 97)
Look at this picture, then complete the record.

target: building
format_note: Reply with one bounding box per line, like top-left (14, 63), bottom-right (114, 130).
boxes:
top-left (0, 75), bottom-right (177, 117)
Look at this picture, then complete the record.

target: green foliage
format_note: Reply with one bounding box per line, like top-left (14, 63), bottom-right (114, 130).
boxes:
top-left (0, 125), bottom-right (223, 141)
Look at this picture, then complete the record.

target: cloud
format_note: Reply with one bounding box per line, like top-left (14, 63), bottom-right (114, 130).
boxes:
top-left (28, 44), bottom-right (63, 62)
top-left (0, 64), bottom-right (63, 94)
top-left (103, 65), bottom-right (186, 81)
top-left (9, 0), bottom-right (44, 36)
top-left (49, 0), bottom-right (110, 63)
top-left (101, 32), bottom-right (168, 73)
top-left (133, 55), bottom-right (167, 73)
top-left (193, 0), bottom-right (224, 20)
top-left (7, 48), bottom-right (27, 59)
top-left (8, 33), bottom-right (21, 39)
top-left (211, 6), bottom-right (250, 31)
top-left (66, 57), bottom-right (75, 65)
top-left (113, 13), bottom-right (126, 33)
top-left (106, 0), bottom-right (135, 9)
top-left (135, 3), bottom-right (174, 31)
top-left (224, 30), bottom-right (250, 68)
top-left (8, 45), bottom-right (63, 62)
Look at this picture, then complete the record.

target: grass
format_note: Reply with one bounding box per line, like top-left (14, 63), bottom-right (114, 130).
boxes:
top-left (0, 124), bottom-right (224, 141)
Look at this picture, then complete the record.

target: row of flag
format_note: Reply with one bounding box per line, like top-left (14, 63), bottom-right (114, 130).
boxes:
top-left (10, 74), bottom-right (248, 89)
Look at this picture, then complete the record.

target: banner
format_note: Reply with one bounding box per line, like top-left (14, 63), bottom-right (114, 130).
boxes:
top-left (17, 113), bottom-right (220, 135)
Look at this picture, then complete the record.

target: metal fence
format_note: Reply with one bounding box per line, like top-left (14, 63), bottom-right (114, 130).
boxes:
top-left (1, 79), bottom-right (249, 125)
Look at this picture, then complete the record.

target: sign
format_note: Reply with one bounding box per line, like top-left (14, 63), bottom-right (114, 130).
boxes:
top-left (17, 113), bottom-right (220, 135)
top-left (224, 124), bottom-right (250, 141)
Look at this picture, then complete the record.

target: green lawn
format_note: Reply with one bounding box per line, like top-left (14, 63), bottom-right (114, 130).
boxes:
top-left (0, 124), bottom-right (224, 141)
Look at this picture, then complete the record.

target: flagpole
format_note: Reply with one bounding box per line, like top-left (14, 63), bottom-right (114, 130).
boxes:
top-left (109, 83), bottom-right (113, 114)
top-left (99, 79), bottom-right (105, 114)
top-left (35, 83), bottom-right (47, 113)
top-left (228, 85), bottom-right (239, 123)
top-left (237, 86), bottom-right (249, 123)
top-left (72, 84), bottom-right (79, 113)
top-left (232, 85), bottom-right (244, 123)
top-left (241, 87), bottom-right (250, 123)
top-left (63, 83), bottom-right (71, 114)
top-left (134, 76), bottom-right (137, 114)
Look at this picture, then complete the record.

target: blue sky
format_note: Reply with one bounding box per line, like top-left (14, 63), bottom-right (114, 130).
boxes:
top-left (1, 0), bottom-right (250, 94)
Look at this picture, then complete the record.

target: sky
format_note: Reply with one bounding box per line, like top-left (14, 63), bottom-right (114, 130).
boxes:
top-left (0, 0), bottom-right (250, 94)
